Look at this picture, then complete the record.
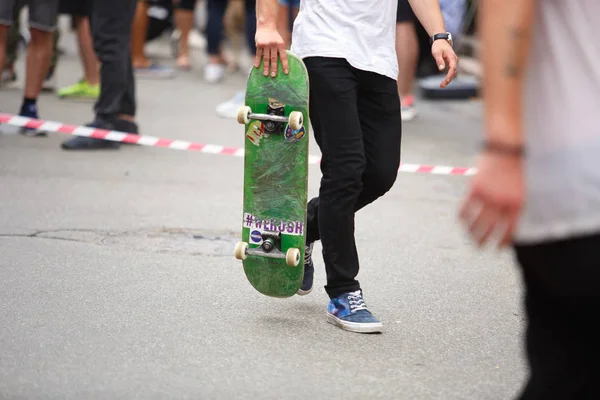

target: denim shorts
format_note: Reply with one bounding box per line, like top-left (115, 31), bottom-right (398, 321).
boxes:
top-left (0, 0), bottom-right (59, 32)
top-left (278, 0), bottom-right (300, 8)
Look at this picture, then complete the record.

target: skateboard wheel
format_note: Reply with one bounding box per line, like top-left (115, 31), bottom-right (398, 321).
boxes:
top-left (288, 111), bottom-right (303, 130)
top-left (237, 106), bottom-right (252, 125)
top-left (285, 248), bottom-right (301, 267)
top-left (234, 241), bottom-right (249, 260)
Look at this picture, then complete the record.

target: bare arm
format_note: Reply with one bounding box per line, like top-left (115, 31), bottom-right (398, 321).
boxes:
top-left (458, 0), bottom-right (536, 248)
top-left (407, 0), bottom-right (446, 36)
top-left (481, 0), bottom-right (536, 147)
top-left (256, 0), bottom-right (278, 29)
top-left (255, 0), bottom-right (288, 76)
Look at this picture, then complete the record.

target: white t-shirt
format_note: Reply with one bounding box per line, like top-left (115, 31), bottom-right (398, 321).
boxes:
top-left (515, 0), bottom-right (600, 244)
top-left (290, 0), bottom-right (399, 80)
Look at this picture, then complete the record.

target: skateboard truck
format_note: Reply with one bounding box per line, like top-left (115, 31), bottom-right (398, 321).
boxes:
top-left (236, 106), bottom-right (304, 131)
top-left (234, 229), bottom-right (301, 267)
top-left (264, 102), bottom-right (285, 134)
top-left (257, 230), bottom-right (283, 253)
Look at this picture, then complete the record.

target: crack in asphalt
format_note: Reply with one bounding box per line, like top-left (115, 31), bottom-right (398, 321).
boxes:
top-left (0, 228), bottom-right (239, 257)
top-left (0, 228), bottom-right (99, 241)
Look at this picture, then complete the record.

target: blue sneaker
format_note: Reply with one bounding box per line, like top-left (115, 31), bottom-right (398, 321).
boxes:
top-left (19, 103), bottom-right (46, 137)
top-left (135, 64), bottom-right (175, 79)
top-left (297, 242), bottom-right (314, 296)
top-left (327, 290), bottom-right (383, 333)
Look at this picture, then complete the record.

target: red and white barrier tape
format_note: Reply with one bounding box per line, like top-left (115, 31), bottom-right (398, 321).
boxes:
top-left (0, 113), bottom-right (477, 176)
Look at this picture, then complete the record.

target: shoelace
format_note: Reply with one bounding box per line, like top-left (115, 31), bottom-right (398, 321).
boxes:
top-left (347, 290), bottom-right (368, 313)
top-left (304, 243), bottom-right (313, 265)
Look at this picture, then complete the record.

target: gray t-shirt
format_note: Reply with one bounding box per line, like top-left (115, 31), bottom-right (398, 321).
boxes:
top-left (515, 0), bottom-right (600, 244)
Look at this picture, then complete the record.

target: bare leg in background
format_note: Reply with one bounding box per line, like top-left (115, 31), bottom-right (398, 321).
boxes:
top-left (131, 0), bottom-right (150, 69)
top-left (174, 7), bottom-right (193, 69)
top-left (395, 21), bottom-right (419, 121)
top-left (23, 28), bottom-right (54, 99)
top-left (0, 26), bottom-right (7, 80)
top-left (75, 16), bottom-right (100, 85)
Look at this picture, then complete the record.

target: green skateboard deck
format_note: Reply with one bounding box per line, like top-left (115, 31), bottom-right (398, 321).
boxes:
top-left (234, 51), bottom-right (310, 298)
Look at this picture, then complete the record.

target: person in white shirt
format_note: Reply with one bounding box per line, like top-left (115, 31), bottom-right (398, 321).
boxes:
top-left (460, 0), bottom-right (600, 396)
top-left (255, 0), bottom-right (458, 333)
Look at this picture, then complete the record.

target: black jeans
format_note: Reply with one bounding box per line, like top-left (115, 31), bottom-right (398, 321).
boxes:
top-left (514, 233), bottom-right (600, 399)
top-left (89, 0), bottom-right (137, 121)
top-left (304, 57), bottom-right (402, 299)
top-left (206, 0), bottom-right (256, 56)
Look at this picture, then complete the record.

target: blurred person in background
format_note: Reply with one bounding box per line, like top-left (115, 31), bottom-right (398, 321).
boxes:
top-left (56, 0), bottom-right (100, 100)
top-left (395, 0), bottom-right (466, 121)
top-left (222, 0), bottom-right (245, 71)
top-left (0, 0), bottom-right (60, 134)
top-left (460, 0), bottom-right (600, 397)
top-left (205, 0), bottom-right (255, 83)
top-left (213, 0), bottom-right (257, 118)
top-left (395, 0), bottom-right (419, 121)
top-left (1, 6), bottom-right (58, 92)
top-left (171, 0), bottom-right (198, 70)
top-left (131, 0), bottom-right (175, 78)
top-left (61, 0), bottom-right (139, 150)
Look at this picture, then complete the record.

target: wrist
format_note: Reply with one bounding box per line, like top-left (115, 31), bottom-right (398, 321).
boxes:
top-left (257, 23), bottom-right (276, 30)
top-left (486, 115), bottom-right (523, 146)
top-left (257, 17), bottom-right (276, 29)
top-left (430, 32), bottom-right (453, 47)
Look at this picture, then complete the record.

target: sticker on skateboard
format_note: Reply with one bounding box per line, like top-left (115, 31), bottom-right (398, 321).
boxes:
top-left (243, 213), bottom-right (305, 236)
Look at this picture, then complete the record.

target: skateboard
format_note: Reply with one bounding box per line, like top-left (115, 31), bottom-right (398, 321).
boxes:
top-left (233, 51), bottom-right (310, 298)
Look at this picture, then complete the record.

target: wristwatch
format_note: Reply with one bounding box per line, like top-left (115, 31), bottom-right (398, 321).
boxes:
top-left (430, 32), bottom-right (453, 47)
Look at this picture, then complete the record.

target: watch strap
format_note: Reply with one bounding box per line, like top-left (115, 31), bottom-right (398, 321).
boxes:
top-left (430, 32), bottom-right (452, 46)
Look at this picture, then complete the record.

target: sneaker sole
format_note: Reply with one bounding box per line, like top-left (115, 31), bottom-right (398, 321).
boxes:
top-left (401, 108), bottom-right (417, 121)
top-left (58, 95), bottom-right (99, 102)
top-left (326, 313), bottom-right (383, 334)
top-left (296, 287), bottom-right (313, 296)
top-left (19, 128), bottom-right (47, 137)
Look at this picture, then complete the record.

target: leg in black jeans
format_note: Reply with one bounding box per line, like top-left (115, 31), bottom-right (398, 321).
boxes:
top-left (61, 0), bottom-right (138, 150)
top-left (304, 57), bottom-right (402, 299)
top-left (514, 233), bottom-right (600, 399)
top-left (90, 0), bottom-right (137, 121)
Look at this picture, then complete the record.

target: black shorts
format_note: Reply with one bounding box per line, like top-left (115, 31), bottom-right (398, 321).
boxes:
top-left (146, 0), bottom-right (195, 10)
top-left (397, 0), bottom-right (415, 23)
top-left (176, 0), bottom-right (196, 11)
top-left (59, 0), bottom-right (91, 16)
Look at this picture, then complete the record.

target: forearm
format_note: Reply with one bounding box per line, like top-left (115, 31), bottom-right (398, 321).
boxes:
top-left (256, 0), bottom-right (278, 28)
top-left (481, 0), bottom-right (536, 146)
top-left (407, 0), bottom-right (446, 36)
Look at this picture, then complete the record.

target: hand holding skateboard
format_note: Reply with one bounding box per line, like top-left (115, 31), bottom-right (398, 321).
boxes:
top-left (254, 26), bottom-right (289, 77)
